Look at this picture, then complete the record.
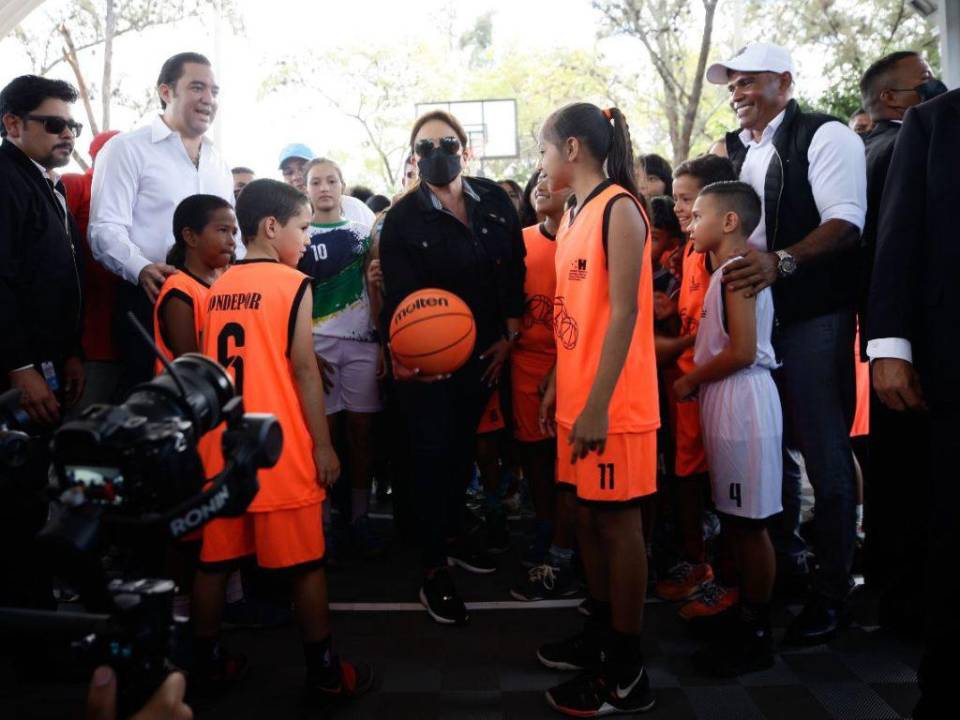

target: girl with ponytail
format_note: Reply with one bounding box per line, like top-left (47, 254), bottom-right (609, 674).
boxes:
top-left (536, 103), bottom-right (659, 716)
top-left (154, 194), bottom-right (236, 370)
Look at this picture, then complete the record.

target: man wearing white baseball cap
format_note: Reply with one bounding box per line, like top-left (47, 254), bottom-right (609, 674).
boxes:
top-left (702, 42), bottom-right (867, 663)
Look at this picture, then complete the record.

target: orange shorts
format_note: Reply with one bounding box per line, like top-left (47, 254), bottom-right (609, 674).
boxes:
top-left (556, 424), bottom-right (657, 503)
top-left (199, 502), bottom-right (325, 569)
top-left (478, 389), bottom-right (506, 434)
top-left (511, 351), bottom-right (555, 443)
top-left (675, 398), bottom-right (708, 477)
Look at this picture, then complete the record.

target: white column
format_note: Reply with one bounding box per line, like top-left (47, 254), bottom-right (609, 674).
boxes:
top-left (938, 0), bottom-right (960, 89)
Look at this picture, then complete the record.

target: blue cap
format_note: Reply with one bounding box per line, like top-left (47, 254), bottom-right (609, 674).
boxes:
top-left (278, 143), bottom-right (314, 169)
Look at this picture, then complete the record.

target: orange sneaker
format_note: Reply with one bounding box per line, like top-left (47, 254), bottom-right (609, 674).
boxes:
top-left (679, 582), bottom-right (739, 621)
top-left (655, 561), bottom-right (714, 601)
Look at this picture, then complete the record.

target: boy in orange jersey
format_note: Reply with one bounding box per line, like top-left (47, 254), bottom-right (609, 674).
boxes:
top-left (190, 179), bottom-right (371, 709)
top-left (509, 175), bottom-right (580, 601)
top-left (655, 155), bottom-right (740, 624)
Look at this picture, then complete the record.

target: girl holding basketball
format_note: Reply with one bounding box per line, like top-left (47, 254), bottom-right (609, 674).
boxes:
top-left (537, 104), bottom-right (659, 716)
top-left (379, 110), bottom-right (526, 626)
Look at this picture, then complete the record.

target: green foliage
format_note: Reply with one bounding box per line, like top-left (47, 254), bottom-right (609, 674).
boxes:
top-left (746, 0), bottom-right (940, 120)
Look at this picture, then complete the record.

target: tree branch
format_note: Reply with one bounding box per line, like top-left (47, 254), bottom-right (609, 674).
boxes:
top-left (58, 24), bottom-right (100, 136)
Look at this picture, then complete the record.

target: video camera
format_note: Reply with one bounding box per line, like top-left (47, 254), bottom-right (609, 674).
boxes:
top-left (0, 347), bottom-right (282, 716)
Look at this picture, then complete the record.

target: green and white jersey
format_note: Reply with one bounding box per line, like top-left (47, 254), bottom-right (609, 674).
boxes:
top-left (297, 219), bottom-right (376, 342)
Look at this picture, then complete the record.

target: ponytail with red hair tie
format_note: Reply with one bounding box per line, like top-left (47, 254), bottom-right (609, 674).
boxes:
top-left (602, 108), bottom-right (613, 120)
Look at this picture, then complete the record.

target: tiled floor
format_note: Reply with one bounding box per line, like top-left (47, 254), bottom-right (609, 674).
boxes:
top-left (1, 517), bottom-right (923, 719)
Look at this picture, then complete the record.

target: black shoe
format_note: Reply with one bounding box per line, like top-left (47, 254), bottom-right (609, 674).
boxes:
top-left (577, 596), bottom-right (594, 617)
top-left (303, 659), bottom-right (374, 712)
top-left (419, 569), bottom-right (468, 625)
top-left (537, 628), bottom-right (604, 671)
top-left (693, 617), bottom-right (774, 677)
top-left (189, 644), bottom-right (249, 699)
top-left (446, 540), bottom-right (497, 574)
top-left (485, 511), bottom-right (511, 554)
top-left (510, 563), bottom-right (580, 601)
top-left (545, 667), bottom-right (655, 716)
top-left (783, 594), bottom-right (846, 646)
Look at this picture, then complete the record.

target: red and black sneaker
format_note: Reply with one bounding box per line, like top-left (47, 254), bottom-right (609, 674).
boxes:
top-left (188, 645), bottom-right (249, 700)
top-left (304, 659), bottom-right (374, 711)
top-left (545, 667), bottom-right (656, 717)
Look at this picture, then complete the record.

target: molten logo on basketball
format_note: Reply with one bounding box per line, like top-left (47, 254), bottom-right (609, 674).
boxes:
top-left (393, 295), bottom-right (450, 325)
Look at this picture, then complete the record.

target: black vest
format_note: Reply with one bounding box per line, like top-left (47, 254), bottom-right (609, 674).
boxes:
top-left (726, 100), bottom-right (858, 325)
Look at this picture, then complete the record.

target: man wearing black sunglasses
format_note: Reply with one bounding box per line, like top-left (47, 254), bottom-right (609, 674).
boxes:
top-left (0, 74), bottom-right (85, 610)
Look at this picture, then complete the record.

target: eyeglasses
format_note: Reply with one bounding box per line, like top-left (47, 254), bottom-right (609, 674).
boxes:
top-left (414, 136), bottom-right (461, 158)
top-left (24, 114), bottom-right (83, 138)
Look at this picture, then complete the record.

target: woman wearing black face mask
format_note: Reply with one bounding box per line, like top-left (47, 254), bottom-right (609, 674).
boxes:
top-left (379, 110), bottom-right (526, 625)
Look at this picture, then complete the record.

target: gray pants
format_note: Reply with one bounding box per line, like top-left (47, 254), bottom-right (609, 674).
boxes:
top-left (772, 308), bottom-right (857, 601)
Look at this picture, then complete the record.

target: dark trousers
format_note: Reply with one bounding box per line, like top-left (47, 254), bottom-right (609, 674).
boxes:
top-left (772, 308), bottom-right (857, 601)
top-left (395, 358), bottom-right (491, 570)
top-left (915, 401), bottom-right (960, 717)
top-left (864, 389), bottom-right (930, 624)
top-left (114, 280), bottom-right (156, 392)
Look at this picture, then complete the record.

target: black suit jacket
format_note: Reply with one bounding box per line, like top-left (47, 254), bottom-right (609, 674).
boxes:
top-left (866, 89), bottom-right (960, 404)
top-left (0, 140), bottom-right (83, 380)
top-left (858, 120), bottom-right (901, 357)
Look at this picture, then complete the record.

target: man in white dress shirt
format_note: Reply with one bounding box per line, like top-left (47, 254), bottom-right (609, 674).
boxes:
top-left (89, 52), bottom-right (234, 387)
top-left (706, 43), bottom-right (868, 644)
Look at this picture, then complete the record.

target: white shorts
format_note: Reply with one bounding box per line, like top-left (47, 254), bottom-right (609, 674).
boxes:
top-left (699, 369), bottom-right (783, 520)
top-left (312, 334), bottom-right (382, 414)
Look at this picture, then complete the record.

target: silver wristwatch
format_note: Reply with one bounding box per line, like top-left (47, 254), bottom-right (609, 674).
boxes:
top-left (775, 250), bottom-right (797, 277)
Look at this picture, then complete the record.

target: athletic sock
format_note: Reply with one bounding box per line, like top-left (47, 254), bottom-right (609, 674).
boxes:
top-left (225, 571), bottom-right (244, 604)
top-left (739, 600), bottom-right (771, 636)
top-left (194, 635), bottom-right (220, 666)
top-left (606, 629), bottom-right (644, 683)
top-left (547, 545), bottom-right (573, 569)
top-left (351, 488), bottom-right (370, 523)
top-left (304, 634), bottom-right (337, 684)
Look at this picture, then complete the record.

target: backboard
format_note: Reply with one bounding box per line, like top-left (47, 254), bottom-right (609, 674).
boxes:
top-left (414, 99), bottom-right (518, 160)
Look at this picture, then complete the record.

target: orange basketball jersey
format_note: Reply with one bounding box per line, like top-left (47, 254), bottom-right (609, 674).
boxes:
top-left (153, 270), bottom-right (210, 374)
top-left (199, 259), bottom-right (323, 512)
top-left (517, 223), bottom-right (559, 357)
top-left (676, 242), bottom-right (710, 374)
top-left (553, 182), bottom-right (660, 434)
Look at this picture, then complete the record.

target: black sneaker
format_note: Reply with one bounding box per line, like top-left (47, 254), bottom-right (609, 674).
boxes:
top-left (693, 617), bottom-right (774, 677)
top-left (511, 564), bottom-right (580, 601)
top-left (303, 659), bottom-right (374, 712)
top-left (419, 569), bottom-right (469, 625)
top-left (545, 667), bottom-right (655, 716)
top-left (446, 540), bottom-right (497, 574)
top-left (783, 593), bottom-right (847, 645)
top-left (485, 511), bottom-right (511, 554)
top-left (537, 628), bottom-right (604, 671)
top-left (189, 644), bottom-right (249, 698)
top-left (577, 596), bottom-right (594, 617)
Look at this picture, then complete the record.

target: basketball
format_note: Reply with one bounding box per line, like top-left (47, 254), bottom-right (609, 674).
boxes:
top-left (390, 289), bottom-right (476, 375)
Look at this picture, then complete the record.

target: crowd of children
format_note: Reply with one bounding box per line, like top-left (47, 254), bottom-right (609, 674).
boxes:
top-left (142, 96), bottom-right (851, 716)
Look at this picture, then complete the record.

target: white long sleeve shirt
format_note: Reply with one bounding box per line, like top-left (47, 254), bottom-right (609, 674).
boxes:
top-left (89, 115), bottom-right (236, 284)
top-left (738, 109), bottom-right (867, 252)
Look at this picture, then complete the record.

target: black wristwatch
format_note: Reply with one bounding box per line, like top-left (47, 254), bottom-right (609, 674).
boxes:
top-left (775, 250), bottom-right (797, 277)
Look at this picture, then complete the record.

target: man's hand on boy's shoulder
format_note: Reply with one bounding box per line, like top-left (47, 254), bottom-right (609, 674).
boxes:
top-left (721, 249), bottom-right (777, 296)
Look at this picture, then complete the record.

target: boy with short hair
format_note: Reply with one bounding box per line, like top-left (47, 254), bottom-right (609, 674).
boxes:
top-left (673, 181), bottom-right (782, 676)
top-left (191, 178), bottom-right (371, 708)
top-left (655, 155), bottom-right (738, 621)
